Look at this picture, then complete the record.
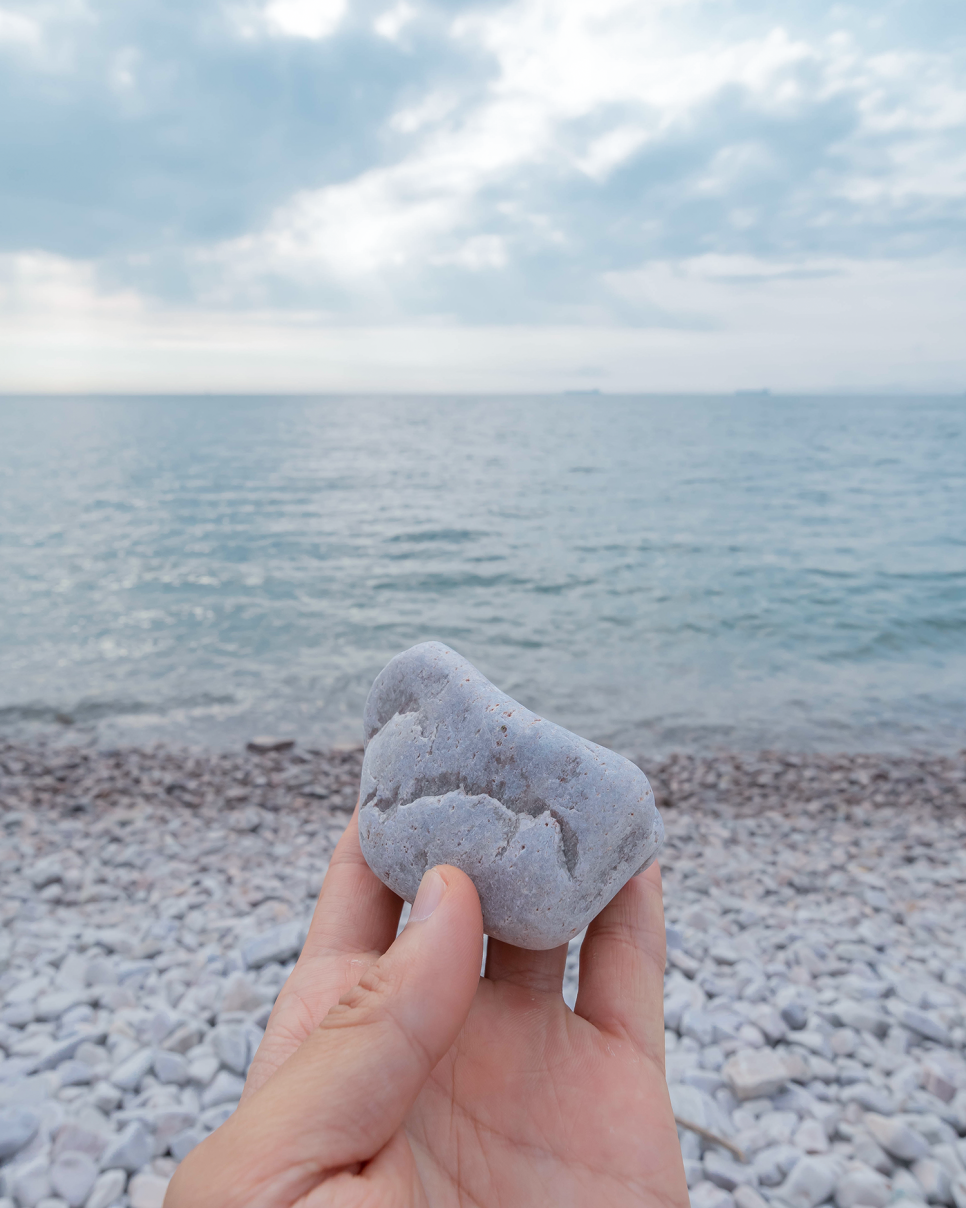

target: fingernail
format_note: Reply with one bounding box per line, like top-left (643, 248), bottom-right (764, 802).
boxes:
top-left (409, 868), bottom-right (445, 923)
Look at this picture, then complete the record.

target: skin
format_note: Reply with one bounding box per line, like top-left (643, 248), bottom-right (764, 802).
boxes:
top-left (165, 806), bottom-right (689, 1208)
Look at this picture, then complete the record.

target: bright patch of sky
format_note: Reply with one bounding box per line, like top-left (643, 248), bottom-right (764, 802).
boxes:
top-left (0, 0), bottom-right (963, 390)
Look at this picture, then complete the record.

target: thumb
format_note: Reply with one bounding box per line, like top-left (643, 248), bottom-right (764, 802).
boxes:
top-left (167, 865), bottom-right (483, 1208)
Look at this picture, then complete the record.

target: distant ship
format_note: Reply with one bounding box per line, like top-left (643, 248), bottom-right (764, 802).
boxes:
top-left (734, 388), bottom-right (772, 397)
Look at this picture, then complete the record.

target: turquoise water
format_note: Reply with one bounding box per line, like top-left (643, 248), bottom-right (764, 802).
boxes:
top-left (1, 395), bottom-right (964, 755)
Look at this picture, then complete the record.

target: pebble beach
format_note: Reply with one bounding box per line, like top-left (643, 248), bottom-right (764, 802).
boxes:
top-left (1, 738), bottom-right (965, 1208)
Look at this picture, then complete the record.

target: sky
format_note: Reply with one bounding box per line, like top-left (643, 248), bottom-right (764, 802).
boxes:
top-left (1, 0), bottom-right (964, 393)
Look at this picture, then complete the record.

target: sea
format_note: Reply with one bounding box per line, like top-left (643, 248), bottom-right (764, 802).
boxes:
top-left (1, 394), bottom-right (964, 758)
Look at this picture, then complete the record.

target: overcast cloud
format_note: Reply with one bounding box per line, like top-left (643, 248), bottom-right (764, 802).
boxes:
top-left (1, 0), bottom-right (964, 390)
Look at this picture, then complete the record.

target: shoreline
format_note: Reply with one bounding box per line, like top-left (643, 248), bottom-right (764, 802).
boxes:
top-left (1, 739), bottom-right (965, 1206)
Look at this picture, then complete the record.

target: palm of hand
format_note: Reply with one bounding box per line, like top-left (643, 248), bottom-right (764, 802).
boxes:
top-left (400, 981), bottom-right (682, 1207)
top-left (168, 814), bottom-right (686, 1208)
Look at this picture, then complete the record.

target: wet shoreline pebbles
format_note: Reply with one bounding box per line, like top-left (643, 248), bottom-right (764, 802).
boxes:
top-left (1, 738), bottom-right (965, 1208)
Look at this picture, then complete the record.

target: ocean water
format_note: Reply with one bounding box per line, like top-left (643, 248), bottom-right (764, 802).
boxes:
top-left (1, 394), bottom-right (964, 757)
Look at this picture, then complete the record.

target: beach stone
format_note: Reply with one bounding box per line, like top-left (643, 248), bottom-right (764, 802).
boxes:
top-left (51, 1121), bottom-right (107, 1161)
top-left (100, 1121), bottom-right (153, 1173)
top-left (211, 1026), bottom-right (249, 1076)
top-left (357, 641), bottom-right (664, 949)
top-left (10, 1157), bottom-right (52, 1208)
top-left (109, 1048), bottom-right (154, 1092)
top-left (754, 1145), bottom-right (803, 1187)
top-left (241, 921), bottom-right (304, 970)
top-left (734, 1187), bottom-right (770, 1208)
top-left (0, 1105), bottom-right (40, 1159)
top-left (723, 1049), bottom-right (790, 1100)
top-left (866, 1113), bottom-right (930, 1162)
top-left (705, 1152), bottom-right (758, 1191)
top-left (247, 737), bottom-right (295, 754)
top-left (793, 1120), bottom-right (829, 1154)
top-left (128, 1172), bottom-right (170, 1208)
top-left (169, 1127), bottom-right (204, 1162)
top-left (691, 1182), bottom-right (737, 1208)
top-left (912, 1158), bottom-right (953, 1204)
top-left (201, 1069), bottom-right (245, 1109)
top-left (219, 975), bottom-right (270, 1015)
top-left (951, 1174), bottom-right (966, 1208)
top-left (834, 1165), bottom-right (891, 1208)
top-left (152, 1050), bottom-right (189, 1085)
top-left (776, 1155), bottom-right (845, 1208)
top-left (48, 1153), bottom-right (98, 1207)
top-left (84, 1171), bottom-right (127, 1208)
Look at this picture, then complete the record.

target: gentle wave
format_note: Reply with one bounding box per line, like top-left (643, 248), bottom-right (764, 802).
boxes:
top-left (1, 393), bottom-right (964, 754)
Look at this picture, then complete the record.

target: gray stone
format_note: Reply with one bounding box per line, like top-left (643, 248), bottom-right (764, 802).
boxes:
top-left (201, 1069), bottom-right (245, 1109)
top-left (912, 1159), bottom-right (953, 1205)
top-left (211, 1027), bottom-right (249, 1076)
top-left (99, 1122), bottom-right (153, 1173)
top-left (55, 1061), bottom-right (92, 1088)
top-left (669, 1084), bottom-right (731, 1138)
top-left (241, 922), bottom-right (305, 970)
top-left (89, 1081), bottom-right (122, 1114)
top-left (151, 1051), bottom-right (189, 1086)
top-left (776, 1155), bottom-right (845, 1208)
top-left (690, 1182), bottom-right (737, 1208)
top-left (187, 1054), bottom-right (220, 1086)
top-left (84, 1170), bottom-right (127, 1208)
top-left (792, 1120), bottom-right (828, 1154)
top-left (0, 1105), bottom-right (40, 1159)
top-left (931, 1146), bottom-right (964, 1180)
top-left (723, 1050), bottom-right (790, 1101)
top-left (889, 1003), bottom-right (953, 1047)
top-left (246, 737), bottom-right (294, 754)
top-left (28, 1032), bottom-right (107, 1075)
top-left (219, 975), bottom-right (270, 1016)
top-left (109, 1048), bottom-right (154, 1092)
top-left (161, 1022), bottom-right (205, 1055)
top-left (754, 1145), bottom-right (803, 1187)
top-left (127, 1172), bottom-right (170, 1208)
top-left (11, 1157), bottom-right (52, 1208)
top-left (781, 1003), bottom-right (809, 1031)
top-left (51, 1122), bottom-right (107, 1161)
top-left (865, 1113), bottom-right (930, 1162)
top-left (705, 1152), bottom-right (758, 1191)
top-left (685, 1158), bottom-right (705, 1187)
top-left (834, 1166), bottom-right (891, 1208)
top-left (357, 642), bottom-right (663, 949)
top-left (951, 1174), bottom-right (966, 1208)
top-left (831, 1000), bottom-right (889, 1038)
top-left (48, 1153), bottom-right (98, 1208)
top-left (199, 1103), bottom-right (236, 1131)
top-left (169, 1126), bottom-right (205, 1162)
top-left (734, 1187), bottom-right (770, 1208)
top-left (840, 1083), bottom-right (895, 1114)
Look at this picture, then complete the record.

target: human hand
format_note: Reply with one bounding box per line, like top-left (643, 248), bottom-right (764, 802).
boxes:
top-left (165, 808), bottom-right (688, 1208)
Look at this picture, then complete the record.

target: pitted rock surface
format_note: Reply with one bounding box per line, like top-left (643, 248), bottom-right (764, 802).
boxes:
top-left (357, 641), bottom-right (664, 948)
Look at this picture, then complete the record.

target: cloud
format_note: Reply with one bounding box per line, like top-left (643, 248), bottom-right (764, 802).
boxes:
top-left (0, 0), bottom-right (964, 387)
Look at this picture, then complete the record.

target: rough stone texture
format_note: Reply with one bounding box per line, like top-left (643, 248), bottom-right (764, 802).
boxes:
top-left (834, 1165), bottom-right (891, 1208)
top-left (84, 1170), bottom-right (127, 1208)
top-left (722, 1049), bottom-right (790, 1100)
top-left (48, 1152), bottom-right (97, 1207)
top-left (128, 1172), bottom-right (171, 1208)
top-left (358, 642), bottom-right (664, 948)
top-left (0, 1108), bottom-right (39, 1161)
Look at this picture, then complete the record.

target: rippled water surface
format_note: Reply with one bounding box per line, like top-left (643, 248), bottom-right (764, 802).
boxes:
top-left (1, 394), bottom-right (964, 755)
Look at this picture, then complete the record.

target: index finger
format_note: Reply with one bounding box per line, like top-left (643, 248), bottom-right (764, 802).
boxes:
top-left (573, 862), bottom-right (666, 1058)
top-left (242, 805), bottom-right (404, 1097)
